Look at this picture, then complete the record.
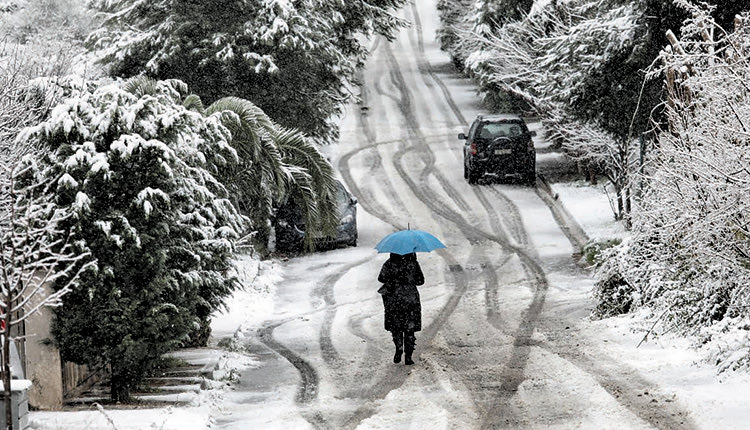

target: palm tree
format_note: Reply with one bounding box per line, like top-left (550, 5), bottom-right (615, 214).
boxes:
top-left (271, 126), bottom-right (338, 249)
top-left (123, 76), bottom-right (339, 252)
top-left (204, 96), bottom-right (338, 251)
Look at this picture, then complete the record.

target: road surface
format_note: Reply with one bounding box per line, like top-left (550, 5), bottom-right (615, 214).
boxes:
top-left (215, 2), bottom-right (697, 429)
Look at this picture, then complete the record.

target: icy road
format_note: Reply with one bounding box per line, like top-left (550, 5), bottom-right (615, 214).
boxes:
top-left (215, 2), bottom-right (697, 429)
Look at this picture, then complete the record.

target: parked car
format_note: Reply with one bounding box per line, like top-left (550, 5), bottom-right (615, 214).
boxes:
top-left (459, 114), bottom-right (537, 185)
top-left (274, 180), bottom-right (358, 252)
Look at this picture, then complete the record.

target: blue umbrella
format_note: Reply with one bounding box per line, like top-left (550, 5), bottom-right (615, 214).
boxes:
top-left (375, 229), bottom-right (446, 255)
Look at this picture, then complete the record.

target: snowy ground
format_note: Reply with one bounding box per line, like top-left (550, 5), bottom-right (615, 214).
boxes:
top-left (549, 180), bottom-right (750, 429)
top-left (28, 0), bottom-right (750, 429)
top-left (592, 313), bottom-right (750, 430)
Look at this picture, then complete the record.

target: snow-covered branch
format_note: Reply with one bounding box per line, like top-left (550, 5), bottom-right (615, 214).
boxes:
top-left (595, 6), bottom-right (750, 371)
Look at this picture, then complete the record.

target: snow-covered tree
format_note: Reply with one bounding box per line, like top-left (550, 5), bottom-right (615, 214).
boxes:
top-left (0, 64), bottom-right (91, 428)
top-left (16, 76), bottom-right (247, 401)
top-left (595, 5), bottom-right (750, 371)
top-left (86, 0), bottom-right (408, 143)
top-left (437, 0), bottom-right (473, 67)
top-left (0, 153), bottom-right (92, 430)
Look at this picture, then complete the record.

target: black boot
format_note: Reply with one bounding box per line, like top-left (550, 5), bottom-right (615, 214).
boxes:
top-left (392, 331), bottom-right (404, 364)
top-left (404, 331), bottom-right (416, 365)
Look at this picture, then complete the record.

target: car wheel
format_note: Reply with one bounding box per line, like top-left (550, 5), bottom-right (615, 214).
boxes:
top-left (463, 160), bottom-right (469, 179)
top-left (467, 164), bottom-right (480, 185)
top-left (525, 170), bottom-right (536, 186)
top-left (278, 239), bottom-right (303, 253)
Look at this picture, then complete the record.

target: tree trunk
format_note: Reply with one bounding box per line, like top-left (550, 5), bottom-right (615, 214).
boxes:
top-left (3, 305), bottom-right (12, 430)
top-left (625, 185), bottom-right (632, 229)
top-left (110, 373), bottom-right (130, 403)
top-left (3, 334), bottom-right (10, 430)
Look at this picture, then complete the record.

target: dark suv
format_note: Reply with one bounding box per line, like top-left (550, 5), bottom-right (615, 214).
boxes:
top-left (460, 114), bottom-right (537, 185)
top-left (274, 180), bottom-right (358, 252)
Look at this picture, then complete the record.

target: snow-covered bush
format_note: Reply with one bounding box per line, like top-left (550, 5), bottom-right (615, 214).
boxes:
top-left (595, 5), bottom-right (750, 371)
top-left (17, 77), bottom-right (248, 401)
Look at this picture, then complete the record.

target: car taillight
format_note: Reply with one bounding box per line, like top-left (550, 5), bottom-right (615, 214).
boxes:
top-left (470, 142), bottom-right (477, 155)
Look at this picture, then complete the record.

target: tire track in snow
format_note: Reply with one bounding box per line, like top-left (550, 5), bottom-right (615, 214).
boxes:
top-left (406, 1), bottom-right (532, 251)
top-left (343, 313), bottom-right (384, 397)
top-left (475, 184), bottom-right (528, 248)
top-left (400, 11), bottom-right (580, 415)
top-left (418, 247), bottom-right (520, 426)
top-left (342, 40), bottom-right (541, 428)
top-left (341, 257), bottom-right (470, 429)
top-left (406, 5), bottom-right (699, 428)
top-left (313, 257), bottom-right (373, 369)
top-left (406, 2), bottom-right (467, 126)
top-left (384, 37), bottom-right (548, 425)
top-left (337, 42), bottom-right (481, 428)
top-left (258, 321), bottom-right (319, 405)
top-left (482, 254), bottom-right (514, 330)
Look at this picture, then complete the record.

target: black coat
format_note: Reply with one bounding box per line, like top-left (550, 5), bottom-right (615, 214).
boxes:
top-left (378, 253), bottom-right (424, 332)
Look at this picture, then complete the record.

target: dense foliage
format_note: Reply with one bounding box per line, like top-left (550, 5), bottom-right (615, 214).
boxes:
top-left (17, 77), bottom-right (247, 400)
top-left (13, 74), bottom-right (341, 398)
top-left (86, 0), bottom-right (408, 143)
top-left (4, 0), bottom-right (345, 398)
top-left (199, 95), bottom-right (339, 251)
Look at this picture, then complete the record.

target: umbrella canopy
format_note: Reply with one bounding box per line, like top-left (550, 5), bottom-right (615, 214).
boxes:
top-left (375, 229), bottom-right (446, 255)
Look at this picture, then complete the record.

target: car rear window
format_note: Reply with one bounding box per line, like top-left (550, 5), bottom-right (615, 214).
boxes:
top-left (477, 122), bottom-right (526, 139)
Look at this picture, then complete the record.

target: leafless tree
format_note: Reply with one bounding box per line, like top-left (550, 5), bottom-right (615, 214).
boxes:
top-left (0, 154), bottom-right (93, 429)
top-left (0, 43), bottom-right (91, 430)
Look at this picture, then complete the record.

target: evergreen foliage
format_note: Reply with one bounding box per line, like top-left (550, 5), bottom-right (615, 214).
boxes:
top-left (13, 74), bottom-right (340, 398)
top-left (17, 77), bottom-right (247, 401)
top-left (86, 0), bottom-right (408, 143)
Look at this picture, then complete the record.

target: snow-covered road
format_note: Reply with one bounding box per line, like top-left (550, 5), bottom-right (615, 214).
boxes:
top-left (214, 2), bottom-right (697, 429)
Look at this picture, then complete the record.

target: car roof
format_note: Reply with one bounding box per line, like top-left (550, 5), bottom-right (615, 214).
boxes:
top-left (476, 114), bottom-right (523, 122)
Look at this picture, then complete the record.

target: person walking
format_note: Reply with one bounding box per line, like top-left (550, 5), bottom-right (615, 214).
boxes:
top-left (378, 252), bottom-right (424, 365)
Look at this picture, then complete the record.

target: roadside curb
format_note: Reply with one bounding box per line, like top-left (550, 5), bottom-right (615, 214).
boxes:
top-left (535, 173), bottom-right (590, 259)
